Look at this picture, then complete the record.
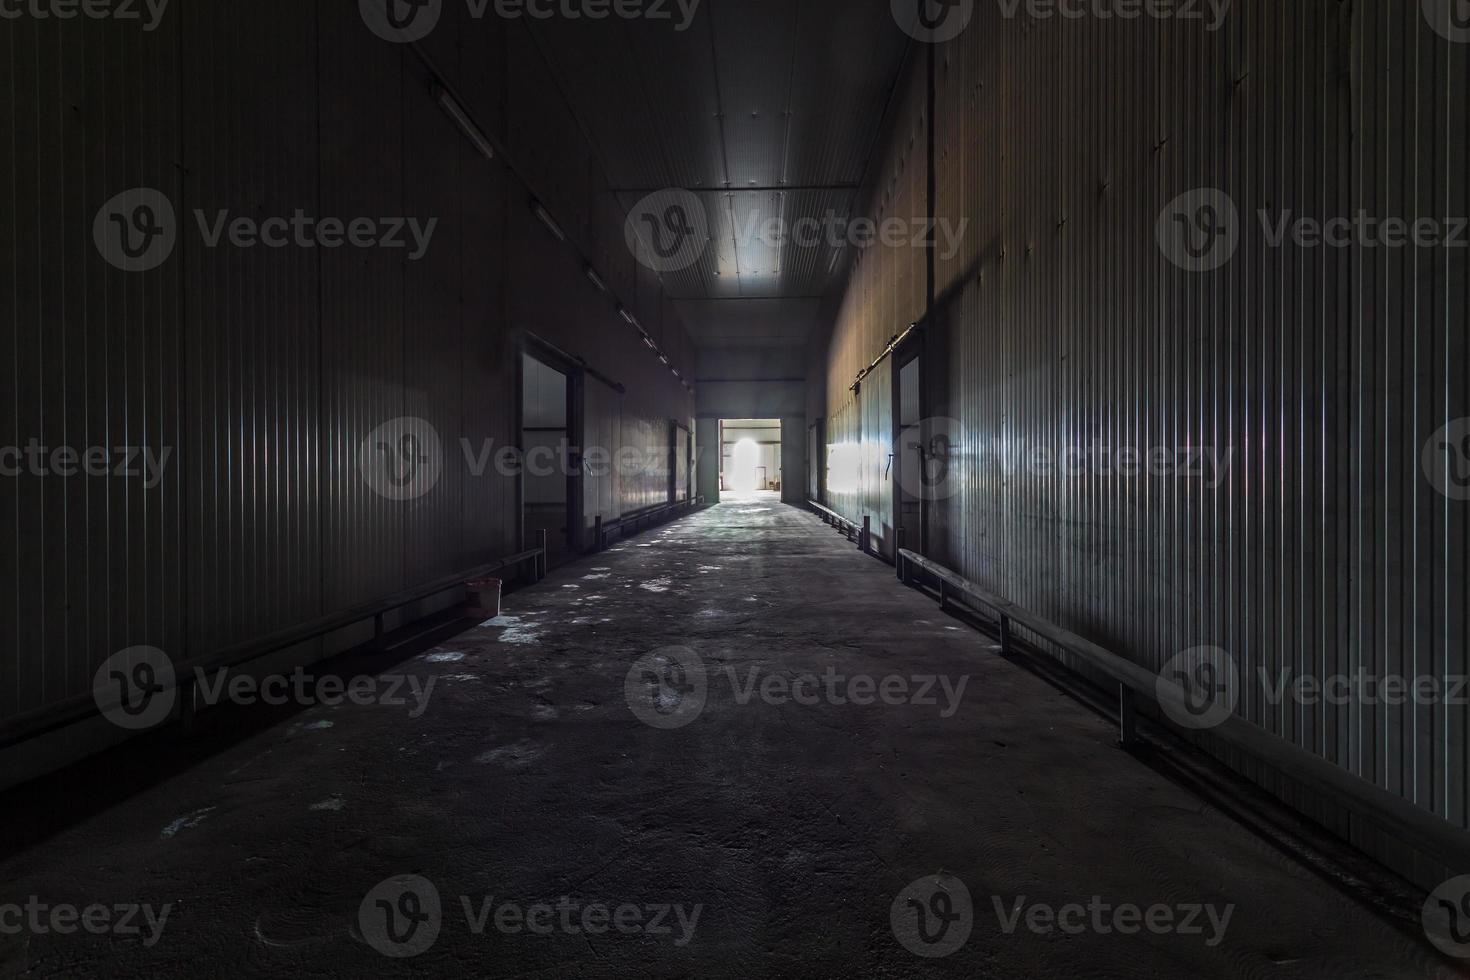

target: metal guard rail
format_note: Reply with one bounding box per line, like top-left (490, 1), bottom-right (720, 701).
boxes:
top-left (0, 546), bottom-right (545, 750)
top-left (807, 500), bottom-right (872, 554)
top-left (896, 547), bottom-right (1470, 873)
top-left (593, 496), bottom-right (705, 550)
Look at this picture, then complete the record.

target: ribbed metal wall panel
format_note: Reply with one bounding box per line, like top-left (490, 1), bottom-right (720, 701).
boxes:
top-left (820, 0), bottom-right (1469, 886)
top-left (182, 1), bottom-right (324, 655)
top-left (3, 13), bottom-right (186, 720)
top-left (2, 3), bottom-right (693, 749)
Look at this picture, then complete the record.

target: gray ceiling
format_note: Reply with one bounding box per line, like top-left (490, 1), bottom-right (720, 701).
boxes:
top-left (527, 0), bottom-right (911, 349)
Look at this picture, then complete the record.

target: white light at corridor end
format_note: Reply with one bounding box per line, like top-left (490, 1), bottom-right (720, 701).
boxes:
top-left (732, 439), bottom-right (760, 493)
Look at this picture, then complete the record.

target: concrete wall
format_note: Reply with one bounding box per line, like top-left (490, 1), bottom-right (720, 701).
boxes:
top-left (1, 6), bottom-right (694, 773)
top-left (814, 0), bottom-right (1469, 886)
top-left (695, 381), bottom-right (807, 422)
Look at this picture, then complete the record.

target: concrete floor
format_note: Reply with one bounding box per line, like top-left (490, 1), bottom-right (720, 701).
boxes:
top-left (0, 501), bottom-right (1455, 978)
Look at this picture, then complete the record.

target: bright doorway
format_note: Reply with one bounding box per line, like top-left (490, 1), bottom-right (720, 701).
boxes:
top-left (719, 419), bottom-right (781, 502)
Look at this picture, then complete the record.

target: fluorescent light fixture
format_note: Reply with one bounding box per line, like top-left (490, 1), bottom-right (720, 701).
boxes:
top-left (641, 333), bottom-right (656, 349)
top-left (434, 85), bottom-right (496, 163)
top-left (532, 201), bottom-right (566, 241)
top-left (618, 307), bottom-right (639, 327)
top-left (585, 267), bottom-right (608, 292)
top-left (659, 354), bottom-right (670, 365)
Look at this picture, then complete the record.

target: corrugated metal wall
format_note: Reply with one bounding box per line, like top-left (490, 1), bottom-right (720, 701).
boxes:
top-left (2, 4), bottom-right (694, 741)
top-left (820, 0), bottom-right (1468, 886)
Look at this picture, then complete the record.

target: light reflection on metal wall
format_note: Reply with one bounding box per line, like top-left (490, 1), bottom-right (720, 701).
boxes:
top-left (822, 0), bottom-right (1468, 885)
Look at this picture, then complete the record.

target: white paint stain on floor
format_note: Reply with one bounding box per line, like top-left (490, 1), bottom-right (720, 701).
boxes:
top-left (581, 573), bottom-right (610, 580)
top-left (162, 807), bottom-right (217, 838)
top-left (310, 797), bottom-right (345, 812)
top-left (426, 651), bottom-right (465, 663)
top-left (475, 740), bottom-right (546, 768)
top-left (482, 615), bottom-right (542, 644)
top-left (639, 578), bottom-right (673, 593)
